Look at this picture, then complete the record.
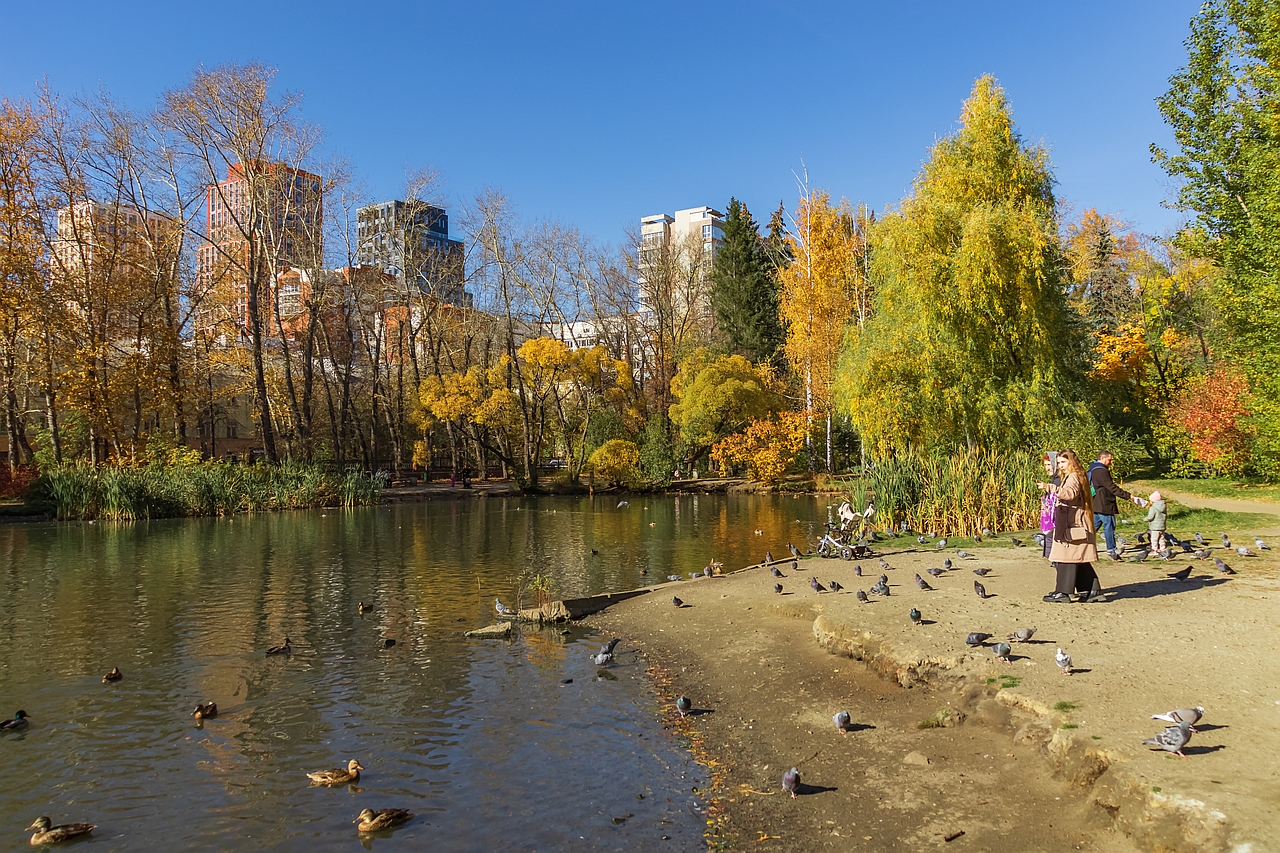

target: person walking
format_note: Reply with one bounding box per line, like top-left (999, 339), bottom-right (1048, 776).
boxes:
top-left (1045, 450), bottom-right (1104, 603)
top-left (1087, 451), bottom-right (1145, 556)
top-left (1036, 452), bottom-right (1060, 561)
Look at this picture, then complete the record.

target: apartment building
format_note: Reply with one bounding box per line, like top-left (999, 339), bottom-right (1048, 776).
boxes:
top-left (636, 205), bottom-right (724, 316)
top-left (356, 200), bottom-right (469, 306)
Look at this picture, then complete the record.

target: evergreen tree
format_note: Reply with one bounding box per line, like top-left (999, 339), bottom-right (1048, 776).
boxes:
top-left (709, 199), bottom-right (783, 363)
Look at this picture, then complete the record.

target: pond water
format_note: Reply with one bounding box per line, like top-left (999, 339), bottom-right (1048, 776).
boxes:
top-left (0, 493), bottom-right (838, 851)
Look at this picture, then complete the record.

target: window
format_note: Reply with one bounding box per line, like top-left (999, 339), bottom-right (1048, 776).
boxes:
top-left (702, 224), bottom-right (713, 238)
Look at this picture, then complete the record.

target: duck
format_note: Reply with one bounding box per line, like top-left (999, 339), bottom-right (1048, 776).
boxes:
top-left (192, 702), bottom-right (217, 720)
top-left (102, 667), bottom-right (123, 682)
top-left (307, 758), bottom-right (364, 786)
top-left (265, 638), bottom-right (292, 655)
top-left (0, 710), bottom-right (29, 731)
top-left (358, 602), bottom-right (368, 614)
top-left (354, 808), bottom-right (413, 832)
top-left (25, 816), bottom-right (96, 845)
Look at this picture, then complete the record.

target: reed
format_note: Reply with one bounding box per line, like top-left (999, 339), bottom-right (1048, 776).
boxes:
top-left (862, 449), bottom-right (1040, 536)
top-left (28, 462), bottom-right (383, 520)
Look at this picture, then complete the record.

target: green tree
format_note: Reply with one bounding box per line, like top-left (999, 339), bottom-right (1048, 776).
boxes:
top-left (1152, 0), bottom-right (1280, 469)
top-left (836, 76), bottom-right (1086, 453)
top-left (709, 199), bottom-right (783, 363)
top-left (668, 348), bottom-right (783, 465)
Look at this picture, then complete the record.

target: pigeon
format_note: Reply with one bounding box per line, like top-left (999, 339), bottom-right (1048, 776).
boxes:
top-left (789, 543), bottom-right (802, 558)
top-left (1152, 706), bottom-right (1205, 732)
top-left (791, 559), bottom-right (799, 571)
top-left (688, 571), bottom-right (702, 579)
top-left (1157, 548), bottom-right (1174, 561)
top-left (1056, 647), bottom-right (1073, 675)
top-left (1143, 722), bottom-right (1192, 757)
top-left (935, 539), bottom-right (947, 550)
top-left (667, 575), bottom-right (682, 582)
top-left (1106, 549), bottom-right (1123, 562)
top-left (909, 607), bottom-right (922, 626)
top-left (942, 558), bottom-right (953, 570)
top-left (993, 642), bottom-right (1012, 663)
top-left (601, 638), bottom-right (621, 656)
top-left (917, 535), bottom-right (928, 544)
top-left (1117, 534), bottom-right (1133, 548)
top-left (1221, 533), bottom-right (1231, 548)
top-left (965, 632), bottom-right (992, 646)
top-left (1137, 532), bottom-right (1151, 545)
top-left (972, 567), bottom-right (991, 577)
top-left (810, 577), bottom-right (828, 593)
top-left (957, 550), bottom-right (974, 559)
top-left (856, 589), bottom-right (869, 603)
top-left (617, 500), bottom-right (629, 508)
top-left (676, 696), bottom-right (691, 717)
top-left (782, 767), bottom-right (800, 798)
top-left (879, 558), bottom-right (891, 571)
top-left (672, 596), bottom-right (683, 608)
top-left (829, 580), bottom-right (844, 593)
top-left (833, 710), bottom-right (852, 734)
top-left (1194, 532), bottom-right (1206, 545)
top-left (914, 573), bottom-right (933, 591)
top-left (1032, 532), bottom-right (1046, 547)
top-left (878, 573), bottom-right (889, 585)
top-left (870, 580), bottom-right (890, 596)
top-left (771, 566), bottom-right (784, 578)
top-left (1237, 546), bottom-right (1257, 557)
top-left (973, 580), bottom-right (989, 599)
top-left (765, 551), bottom-right (774, 564)
top-left (1010, 536), bottom-right (1023, 547)
top-left (593, 651), bottom-right (613, 666)
top-left (926, 567), bottom-right (945, 577)
top-left (1194, 549), bottom-right (1212, 560)
top-left (774, 582), bottom-right (784, 594)
top-left (1007, 626), bottom-right (1037, 643)
top-left (266, 637), bottom-right (292, 655)
top-left (495, 598), bottom-right (516, 617)
top-left (981, 527), bottom-right (993, 537)
top-left (703, 566), bottom-right (713, 578)
top-left (1168, 566), bottom-right (1192, 582)
top-left (1216, 559), bottom-right (1236, 575)
top-left (854, 564), bottom-right (863, 577)
top-left (1256, 538), bottom-right (1269, 550)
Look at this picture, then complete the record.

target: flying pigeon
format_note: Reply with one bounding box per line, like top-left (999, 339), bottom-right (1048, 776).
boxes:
top-left (965, 632), bottom-right (992, 646)
top-left (1237, 546), bottom-right (1257, 557)
top-left (914, 573), bottom-right (933, 591)
top-left (495, 598), bottom-right (515, 616)
top-left (935, 539), bottom-right (947, 550)
top-left (617, 500), bottom-right (629, 508)
top-left (672, 596), bottom-right (684, 608)
top-left (829, 580), bottom-right (844, 593)
top-left (942, 559), bottom-right (953, 570)
top-left (1007, 626), bottom-right (1037, 643)
top-left (771, 566), bottom-right (784, 578)
top-left (973, 580), bottom-right (989, 599)
top-left (973, 567), bottom-right (991, 577)
top-left (1143, 722), bottom-right (1192, 757)
top-left (992, 642), bottom-right (1012, 663)
top-left (1255, 538), bottom-right (1269, 550)
top-left (854, 564), bottom-right (863, 576)
top-left (870, 580), bottom-right (890, 596)
top-left (1056, 647), bottom-right (1073, 675)
top-left (1216, 558), bottom-right (1236, 574)
top-left (810, 577), bottom-right (828, 593)
top-left (926, 567), bottom-right (944, 577)
top-left (764, 551), bottom-right (774, 564)
top-left (789, 543), bottom-right (802, 558)
top-left (909, 607), bottom-right (921, 626)
top-left (774, 582), bottom-right (784, 594)
top-left (957, 550), bottom-right (974, 559)
top-left (1194, 532), bottom-right (1206, 545)
top-left (782, 767), bottom-right (800, 798)
top-left (1152, 706), bottom-right (1205, 732)
top-left (856, 589), bottom-right (869, 603)
top-left (1168, 566), bottom-right (1192, 582)
top-left (593, 651), bottom-right (613, 666)
top-left (833, 710), bottom-right (852, 734)
top-left (676, 696), bottom-right (691, 717)
top-left (1010, 536), bottom-right (1023, 547)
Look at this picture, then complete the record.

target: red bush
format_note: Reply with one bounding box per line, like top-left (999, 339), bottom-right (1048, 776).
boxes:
top-left (0, 464), bottom-right (39, 499)
top-left (1167, 370), bottom-right (1252, 475)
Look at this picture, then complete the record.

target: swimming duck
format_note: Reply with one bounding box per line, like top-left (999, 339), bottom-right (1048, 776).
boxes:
top-left (353, 808), bottom-right (412, 832)
top-left (192, 702), bottom-right (217, 720)
top-left (307, 758), bottom-right (364, 786)
top-left (0, 710), bottom-right (29, 731)
top-left (103, 667), bottom-right (123, 682)
top-left (358, 602), bottom-right (368, 613)
top-left (266, 638), bottom-right (291, 655)
top-left (25, 816), bottom-right (96, 845)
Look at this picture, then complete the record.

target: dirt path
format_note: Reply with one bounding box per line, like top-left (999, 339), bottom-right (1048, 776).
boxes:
top-left (1156, 491), bottom-right (1280, 518)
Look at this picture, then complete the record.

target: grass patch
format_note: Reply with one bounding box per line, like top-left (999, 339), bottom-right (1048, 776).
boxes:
top-left (995, 674), bottom-right (1021, 689)
top-left (1151, 786), bottom-right (1162, 793)
top-left (1060, 723), bottom-right (1079, 730)
top-left (1092, 735), bottom-right (1102, 740)
top-left (1053, 701), bottom-right (1079, 712)
top-left (1128, 477), bottom-right (1280, 504)
top-left (917, 707), bottom-right (963, 729)
top-left (1114, 499), bottom-right (1274, 535)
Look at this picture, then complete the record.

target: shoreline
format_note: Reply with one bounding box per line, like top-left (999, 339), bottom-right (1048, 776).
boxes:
top-left (586, 535), bottom-right (1280, 852)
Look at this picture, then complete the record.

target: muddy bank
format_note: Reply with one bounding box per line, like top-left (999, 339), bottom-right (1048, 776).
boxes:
top-left (588, 531), bottom-right (1280, 852)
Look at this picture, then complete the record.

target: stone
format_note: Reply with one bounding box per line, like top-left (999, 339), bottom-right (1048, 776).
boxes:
top-left (464, 623), bottom-right (512, 639)
top-left (903, 751), bottom-right (931, 766)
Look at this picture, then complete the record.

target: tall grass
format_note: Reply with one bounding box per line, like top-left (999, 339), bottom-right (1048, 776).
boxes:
top-left (862, 450), bottom-right (1040, 536)
top-left (28, 462), bottom-right (383, 520)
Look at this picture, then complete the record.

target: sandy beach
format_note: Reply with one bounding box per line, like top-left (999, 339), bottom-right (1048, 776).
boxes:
top-left (588, 503), bottom-right (1280, 852)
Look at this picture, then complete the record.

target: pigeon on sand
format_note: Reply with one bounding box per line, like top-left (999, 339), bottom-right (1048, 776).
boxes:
top-left (672, 596), bottom-right (684, 608)
top-left (965, 632), bottom-right (992, 646)
top-left (833, 710), bottom-right (852, 734)
top-left (810, 577), bottom-right (827, 593)
top-left (973, 580), bottom-right (990, 599)
top-left (856, 589), bottom-right (869, 603)
top-left (774, 582), bottom-right (784, 594)
top-left (909, 607), bottom-right (922, 626)
top-left (782, 767), bottom-right (800, 798)
top-left (676, 696), bottom-right (692, 717)
top-left (1056, 647), bottom-right (1073, 675)
top-left (1152, 706), bottom-right (1204, 732)
top-left (992, 642), bottom-right (1012, 663)
top-left (1007, 626), bottom-right (1037, 643)
top-left (914, 573), bottom-right (933, 591)
top-left (1143, 721), bottom-right (1193, 757)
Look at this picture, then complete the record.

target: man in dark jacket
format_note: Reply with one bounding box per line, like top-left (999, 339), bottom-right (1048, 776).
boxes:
top-left (1087, 452), bottom-right (1145, 555)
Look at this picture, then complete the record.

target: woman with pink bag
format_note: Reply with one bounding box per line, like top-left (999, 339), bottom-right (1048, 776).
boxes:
top-left (1037, 451), bottom-right (1059, 560)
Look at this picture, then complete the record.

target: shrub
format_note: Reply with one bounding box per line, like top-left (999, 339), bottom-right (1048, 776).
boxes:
top-left (588, 439), bottom-right (641, 488)
top-left (711, 412), bottom-right (808, 483)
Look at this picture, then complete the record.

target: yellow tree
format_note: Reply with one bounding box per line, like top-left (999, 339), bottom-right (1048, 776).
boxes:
top-left (777, 185), bottom-right (862, 470)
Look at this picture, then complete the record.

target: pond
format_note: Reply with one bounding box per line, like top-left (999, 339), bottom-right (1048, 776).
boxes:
top-left (0, 493), bottom-right (839, 851)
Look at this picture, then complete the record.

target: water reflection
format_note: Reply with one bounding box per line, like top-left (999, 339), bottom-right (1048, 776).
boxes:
top-left (0, 493), bottom-right (830, 850)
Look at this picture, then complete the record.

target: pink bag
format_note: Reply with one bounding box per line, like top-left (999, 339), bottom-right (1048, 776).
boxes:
top-left (1039, 492), bottom-right (1057, 534)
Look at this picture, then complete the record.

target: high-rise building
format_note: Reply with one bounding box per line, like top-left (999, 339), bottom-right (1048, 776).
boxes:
top-left (195, 161), bottom-right (323, 338)
top-left (52, 201), bottom-right (174, 274)
top-left (636, 205), bottom-right (724, 317)
top-left (356, 200), bottom-right (468, 306)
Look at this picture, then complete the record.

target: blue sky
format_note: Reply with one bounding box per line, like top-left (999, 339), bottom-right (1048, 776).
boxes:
top-left (3, 1), bottom-right (1199, 247)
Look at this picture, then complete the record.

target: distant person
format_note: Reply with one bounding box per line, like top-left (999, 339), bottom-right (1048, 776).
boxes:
top-left (1045, 449), bottom-right (1104, 603)
top-left (1036, 451), bottom-right (1060, 560)
top-left (1145, 490), bottom-right (1168, 556)
top-left (1087, 451), bottom-right (1145, 557)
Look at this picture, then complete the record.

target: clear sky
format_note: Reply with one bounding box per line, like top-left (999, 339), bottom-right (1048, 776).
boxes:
top-left (2, 1), bottom-right (1200, 248)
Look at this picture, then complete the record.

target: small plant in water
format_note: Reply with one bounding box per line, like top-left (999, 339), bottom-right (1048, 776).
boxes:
top-left (1053, 701), bottom-right (1079, 712)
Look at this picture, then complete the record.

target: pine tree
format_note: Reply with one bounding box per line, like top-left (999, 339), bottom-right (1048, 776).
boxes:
top-left (709, 199), bottom-right (783, 363)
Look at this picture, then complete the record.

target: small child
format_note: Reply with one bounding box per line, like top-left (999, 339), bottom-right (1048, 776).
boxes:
top-left (1145, 490), bottom-right (1168, 555)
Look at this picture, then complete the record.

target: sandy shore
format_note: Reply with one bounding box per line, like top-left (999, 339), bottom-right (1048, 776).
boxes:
top-left (587, 513), bottom-right (1280, 852)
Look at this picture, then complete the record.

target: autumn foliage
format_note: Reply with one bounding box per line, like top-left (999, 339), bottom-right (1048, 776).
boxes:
top-left (1166, 369), bottom-right (1252, 475)
top-left (710, 412), bottom-right (808, 483)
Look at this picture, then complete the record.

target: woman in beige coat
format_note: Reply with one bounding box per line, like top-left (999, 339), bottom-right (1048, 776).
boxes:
top-left (1045, 449), bottom-right (1104, 603)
